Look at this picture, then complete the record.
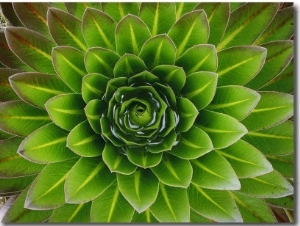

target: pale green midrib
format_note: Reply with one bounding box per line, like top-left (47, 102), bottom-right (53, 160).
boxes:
top-left (208, 97), bottom-right (254, 109)
top-left (246, 131), bottom-right (293, 139)
top-left (160, 183), bottom-right (177, 221)
top-left (187, 52), bottom-right (212, 75)
top-left (108, 187), bottom-right (120, 222)
top-left (177, 19), bottom-right (197, 56)
top-left (1, 115), bottom-right (50, 120)
top-left (165, 159), bottom-right (182, 182)
top-left (113, 155), bottom-right (122, 169)
top-left (59, 54), bottom-right (86, 77)
top-left (165, 68), bottom-right (179, 81)
top-left (180, 111), bottom-right (198, 117)
top-left (265, 155), bottom-right (293, 164)
top-left (184, 78), bottom-right (214, 99)
top-left (15, 82), bottom-right (65, 95)
top-left (84, 82), bottom-right (103, 95)
top-left (86, 113), bottom-right (101, 120)
top-left (72, 135), bottom-right (97, 147)
top-left (191, 160), bottom-right (227, 181)
top-left (29, 137), bottom-right (67, 150)
top-left (252, 104), bottom-right (291, 113)
top-left (130, 23), bottom-right (139, 55)
top-left (200, 125), bottom-right (241, 134)
top-left (51, 108), bottom-right (83, 115)
top-left (153, 39), bottom-right (164, 67)
top-left (152, 3), bottom-right (159, 35)
top-left (176, 3), bottom-right (184, 20)
top-left (0, 155), bottom-right (21, 164)
top-left (68, 203), bottom-right (84, 222)
top-left (118, 3), bottom-right (125, 18)
top-left (216, 150), bottom-right (261, 167)
top-left (135, 170), bottom-right (141, 202)
top-left (181, 137), bottom-right (202, 149)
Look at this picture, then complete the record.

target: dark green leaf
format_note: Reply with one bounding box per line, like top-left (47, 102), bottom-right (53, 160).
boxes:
top-left (0, 130), bottom-right (14, 141)
top-left (176, 44), bottom-right (217, 75)
top-left (217, 3), bottom-right (279, 50)
top-left (151, 153), bottom-right (192, 188)
top-left (115, 14), bottom-right (151, 55)
top-left (47, 7), bottom-right (87, 51)
top-left (100, 117), bottom-right (124, 147)
top-left (49, 2), bottom-right (67, 11)
top-left (217, 46), bottom-right (267, 86)
top-left (65, 157), bottom-right (115, 203)
top-left (84, 99), bottom-right (106, 134)
top-left (150, 183), bottom-right (190, 222)
top-left (239, 170), bottom-right (293, 198)
top-left (45, 94), bottom-right (86, 131)
top-left (113, 54), bottom-right (146, 78)
top-left (266, 154), bottom-right (293, 178)
top-left (67, 120), bottom-right (105, 157)
top-left (85, 47), bottom-right (120, 77)
top-left (104, 77), bottom-right (128, 102)
top-left (25, 158), bottom-right (78, 210)
top-left (181, 71), bottom-right (218, 110)
top-left (65, 2), bottom-right (101, 19)
top-left (191, 151), bottom-right (240, 190)
top-left (0, 3), bottom-right (23, 26)
top-left (139, 34), bottom-right (176, 70)
top-left (195, 3), bottom-right (230, 45)
top-left (230, 191), bottom-right (277, 222)
top-left (0, 68), bottom-right (20, 102)
top-left (127, 148), bottom-right (162, 169)
top-left (117, 169), bottom-right (159, 213)
top-left (168, 10), bottom-right (209, 57)
top-left (0, 175), bottom-right (35, 196)
top-left (176, 97), bottom-right (198, 132)
top-left (49, 202), bottom-right (92, 223)
top-left (241, 92), bottom-right (293, 131)
top-left (4, 27), bottom-right (56, 74)
top-left (175, 3), bottom-right (198, 19)
top-left (102, 2), bottom-right (139, 22)
top-left (245, 41), bottom-right (293, 90)
top-left (196, 110), bottom-right (247, 149)
top-left (91, 182), bottom-right (135, 222)
top-left (171, 125), bottom-right (213, 159)
top-left (0, 137), bottom-right (44, 178)
top-left (243, 121), bottom-right (293, 155)
top-left (0, 100), bottom-right (50, 137)
top-left (217, 140), bottom-right (273, 178)
top-left (102, 142), bottom-right (136, 175)
top-left (13, 3), bottom-right (52, 39)
top-left (139, 3), bottom-right (176, 35)
top-left (148, 129), bottom-right (177, 153)
top-left (82, 8), bottom-right (116, 50)
top-left (10, 72), bottom-right (73, 109)
top-left (265, 195), bottom-right (293, 210)
top-left (128, 71), bottom-right (159, 85)
top-left (190, 208), bottom-right (213, 223)
top-left (188, 185), bottom-right (242, 222)
top-left (132, 209), bottom-right (158, 223)
top-left (52, 46), bottom-right (86, 93)
top-left (230, 3), bottom-right (245, 12)
top-left (206, 86), bottom-right (261, 120)
top-left (18, 123), bottom-right (76, 164)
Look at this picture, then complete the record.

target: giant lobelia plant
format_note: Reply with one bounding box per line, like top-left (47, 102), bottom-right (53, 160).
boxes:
top-left (0, 2), bottom-right (294, 223)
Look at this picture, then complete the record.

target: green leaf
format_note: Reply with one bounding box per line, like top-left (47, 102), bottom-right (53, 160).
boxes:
top-left (113, 54), bottom-right (146, 78)
top-left (217, 140), bottom-right (273, 178)
top-left (206, 86), bottom-right (261, 120)
top-left (0, 3), bottom-right (23, 26)
top-left (52, 46), bottom-right (86, 93)
top-left (104, 77), bottom-right (128, 102)
top-left (0, 175), bottom-right (35, 196)
top-left (13, 3), bottom-right (52, 39)
top-left (217, 3), bottom-right (279, 50)
top-left (254, 7), bottom-right (293, 45)
top-left (243, 121), bottom-right (293, 155)
top-left (265, 195), bottom-right (293, 210)
top-left (139, 34), bottom-right (176, 70)
top-left (49, 2), bottom-right (67, 11)
top-left (216, 46), bottom-right (267, 86)
top-left (0, 68), bottom-right (20, 102)
top-left (18, 123), bottom-right (76, 164)
top-left (132, 209), bottom-right (159, 223)
top-left (188, 185), bottom-right (242, 222)
top-left (115, 14), bottom-right (151, 55)
top-left (230, 191), bottom-right (277, 223)
top-left (151, 153), bottom-right (192, 188)
top-left (128, 71), bottom-right (159, 85)
top-left (100, 117), bottom-right (124, 147)
top-left (196, 110), bottom-right (247, 149)
top-left (175, 2), bottom-right (198, 19)
top-left (117, 168), bottom-right (159, 213)
top-left (91, 182), bottom-right (135, 222)
top-left (4, 27), bottom-right (56, 74)
top-left (102, 142), bottom-right (136, 175)
top-left (81, 73), bottom-right (110, 103)
top-left (148, 129), bottom-right (177, 153)
top-left (25, 158), bottom-right (78, 210)
top-left (49, 202), bottom-right (92, 223)
top-left (0, 100), bottom-right (50, 137)
top-left (47, 7), bottom-right (87, 51)
top-left (238, 170), bottom-right (293, 198)
top-left (2, 188), bottom-right (53, 223)
top-left (176, 97), bottom-right (198, 132)
top-left (266, 154), bottom-right (293, 178)
top-left (195, 3), bottom-right (230, 46)
top-left (85, 47), bottom-right (120, 77)
top-left (151, 65), bottom-right (186, 94)
top-left (0, 130), bottom-right (14, 141)
top-left (127, 148), bottom-right (162, 169)
top-left (67, 120), bottom-right (105, 157)
top-left (84, 99), bottom-right (107, 134)
top-left (0, 137), bottom-right (44, 178)
top-left (139, 3), bottom-right (176, 35)
top-left (260, 59), bottom-right (293, 93)
top-left (191, 151), bottom-right (240, 190)
top-left (150, 183), bottom-right (190, 222)
top-left (102, 2), bottom-right (139, 22)
top-left (171, 125), bottom-right (213, 159)
top-left (65, 157), bottom-right (115, 203)
top-left (230, 3), bottom-right (245, 12)
top-left (153, 82), bottom-right (176, 109)
top-left (181, 71), bottom-right (218, 110)
top-left (168, 10), bottom-right (209, 57)
top-left (176, 44), bottom-right (217, 75)
top-left (10, 72), bottom-right (73, 109)
top-left (45, 94), bottom-right (86, 131)
top-left (245, 41), bottom-right (293, 90)
top-left (65, 2), bottom-right (101, 19)
top-left (82, 8), bottom-right (116, 50)
top-left (241, 92), bottom-right (293, 131)
top-left (190, 208), bottom-right (213, 223)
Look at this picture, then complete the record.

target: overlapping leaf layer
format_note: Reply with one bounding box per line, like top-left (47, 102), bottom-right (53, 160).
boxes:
top-left (0, 2), bottom-right (294, 223)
